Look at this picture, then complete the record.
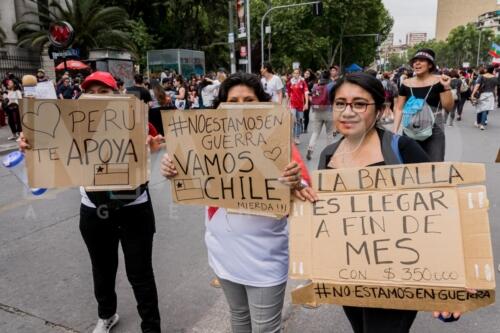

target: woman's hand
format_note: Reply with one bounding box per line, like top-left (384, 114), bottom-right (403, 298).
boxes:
top-left (279, 161), bottom-right (301, 188)
top-left (160, 153), bottom-right (178, 178)
top-left (18, 132), bottom-right (30, 152)
top-left (293, 187), bottom-right (319, 203)
top-left (440, 74), bottom-right (452, 90)
top-left (147, 134), bottom-right (164, 152)
top-left (432, 311), bottom-right (461, 321)
top-left (432, 289), bottom-right (476, 321)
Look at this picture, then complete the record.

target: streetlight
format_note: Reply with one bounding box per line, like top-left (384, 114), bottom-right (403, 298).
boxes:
top-left (260, 1), bottom-right (321, 68)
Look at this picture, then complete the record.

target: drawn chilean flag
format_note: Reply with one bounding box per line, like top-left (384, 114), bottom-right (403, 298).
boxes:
top-left (207, 145), bottom-right (311, 221)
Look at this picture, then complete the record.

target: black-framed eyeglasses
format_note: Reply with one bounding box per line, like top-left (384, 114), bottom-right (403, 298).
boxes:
top-left (333, 100), bottom-right (376, 113)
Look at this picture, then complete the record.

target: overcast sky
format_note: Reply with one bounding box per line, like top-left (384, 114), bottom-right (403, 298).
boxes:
top-left (382, 0), bottom-right (438, 44)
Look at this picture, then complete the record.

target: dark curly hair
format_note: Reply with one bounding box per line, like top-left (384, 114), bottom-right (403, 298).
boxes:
top-left (214, 72), bottom-right (271, 108)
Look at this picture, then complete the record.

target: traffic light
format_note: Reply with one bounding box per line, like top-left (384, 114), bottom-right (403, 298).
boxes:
top-left (313, 1), bottom-right (323, 16)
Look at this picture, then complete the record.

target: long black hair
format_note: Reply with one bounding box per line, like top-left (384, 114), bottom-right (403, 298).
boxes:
top-left (214, 72), bottom-right (271, 108)
top-left (330, 72), bottom-right (385, 112)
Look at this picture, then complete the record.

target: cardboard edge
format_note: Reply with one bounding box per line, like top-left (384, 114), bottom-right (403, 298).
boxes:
top-left (291, 282), bottom-right (496, 312)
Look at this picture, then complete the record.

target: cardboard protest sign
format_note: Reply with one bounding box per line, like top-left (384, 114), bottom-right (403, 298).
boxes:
top-left (162, 103), bottom-right (291, 217)
top-left (35, 81), bottom-right (57, 99)
top-left (289, 162), bottom-right (495, 312)
top-left (20, 96), bottom-right (149, 189)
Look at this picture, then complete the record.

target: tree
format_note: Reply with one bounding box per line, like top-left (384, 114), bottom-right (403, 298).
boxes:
top-left (0, 26), bottom-right (6, 47)
top-left (249, 0), bottom-right (393, 71)
top-left (387, 53), bottom-right (407, 70)
top-left (408, 23), bottom-right (500, 68)
top-left (13, 0), bottom-right (133, 58)
top-left (129, 18), bottom-right (157, 69)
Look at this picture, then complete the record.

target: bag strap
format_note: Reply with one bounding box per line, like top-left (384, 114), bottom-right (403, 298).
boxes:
top-left (381, 130), bottom-right (403, 165)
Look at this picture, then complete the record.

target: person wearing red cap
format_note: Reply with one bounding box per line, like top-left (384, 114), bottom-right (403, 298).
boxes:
top-left (20, 71), bottom-right (162, 333)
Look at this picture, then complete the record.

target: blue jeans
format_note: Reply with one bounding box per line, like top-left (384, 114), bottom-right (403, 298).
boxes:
top-left (476, 111), bottom-right (489, 126)
top-left (291, 108), bottom-right (304, 138)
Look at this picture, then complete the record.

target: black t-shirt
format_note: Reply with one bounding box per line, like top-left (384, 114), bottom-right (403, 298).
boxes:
top-left (399, 81), bottom-right (445, 108)
top-left (476, 75), bottom-right (497, 93)
top-left (318, 128), bottom-right (430, 170)
top-left (127, 86), bottom-right (152, 103)
top-left (58, 85), bottom-right (74, 99)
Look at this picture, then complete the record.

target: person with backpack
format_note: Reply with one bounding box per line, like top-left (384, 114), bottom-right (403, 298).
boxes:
top-left (303, 69), bottom-right (317, 133)
top-left (393, 48), bottom-right (454, 162)
top-left (456, 70), bottom-right (471, 121)
top-left (306, 70), bottom-right (335, 160)
top-left (286, 68), bottom-right (309, 144)
top-left (444, 69), bottom-right (462, 126)
top-left (318, 72), bottom-right (473, 333)
top-left (381, 72), bottom-right (398, 123)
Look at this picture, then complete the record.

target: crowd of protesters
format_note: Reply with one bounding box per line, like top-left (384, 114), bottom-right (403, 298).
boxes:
top-left (6, 45), bottom-right (499, 333)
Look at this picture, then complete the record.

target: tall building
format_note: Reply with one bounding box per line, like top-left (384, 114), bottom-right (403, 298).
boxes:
top-left (478, 11), bottom-right (500, 35)
top-left (436, 0), bottom-right (499, 40)
top-left (406, 32), bottom-right (427, 46)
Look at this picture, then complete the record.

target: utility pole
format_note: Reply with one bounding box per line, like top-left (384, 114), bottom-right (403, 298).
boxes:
top-left (477, 26), bottom-right (483, 67)
top-left (228, 1), bottom-right (236, 74)
top-left (245, 0), bottom-right (252, 73)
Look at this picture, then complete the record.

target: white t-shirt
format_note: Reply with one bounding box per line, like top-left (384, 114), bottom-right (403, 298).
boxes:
top-left (201, 80), bottom-right (221, 107)
top-left (261, 75), bottom-right (284, 103)
top-left (205, 207), bottom-right (289, 287)
top-left (79, 186), bottom-right (149, 208)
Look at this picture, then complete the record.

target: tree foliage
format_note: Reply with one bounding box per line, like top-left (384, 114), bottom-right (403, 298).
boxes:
top-left (408, 23), bottom-right (500, 69)
top-left (13, 0), bottom-right (133, 58)
top-left (250, 0), bottom-right (393, 71)
top-left (12, 0), bottom-right (393, 72)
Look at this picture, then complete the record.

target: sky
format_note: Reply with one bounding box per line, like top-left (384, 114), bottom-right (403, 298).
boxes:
top-left (382, 0), bottom-right (438, 45)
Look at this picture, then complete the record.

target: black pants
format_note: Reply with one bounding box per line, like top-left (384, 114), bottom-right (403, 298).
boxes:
top-left (6, 104), bottom-right (21, 135)
top-left (304, 107), bottom-right (310, 132)
top-left (79, 200), bottom-right (161, 333)
top-left (344, 306), bottom-right (417, 333)
top-left (497, 86), bottom-right (500, 107)
top-left (457, 94), bottom-right (467, 116)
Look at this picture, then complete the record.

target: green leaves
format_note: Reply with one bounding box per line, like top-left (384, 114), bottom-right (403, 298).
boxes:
top-left (408, 23), bottom-right (499, 68)
top-left (13, 0), bottom-right (132, 58)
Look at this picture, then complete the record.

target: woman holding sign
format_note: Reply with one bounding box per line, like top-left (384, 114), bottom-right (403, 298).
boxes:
top-left (19, 72), bottom-right (162, 333)
top-left (319, 71), bottom-right (469, 332)
top-left (161, 72), bottom-right (317, 333)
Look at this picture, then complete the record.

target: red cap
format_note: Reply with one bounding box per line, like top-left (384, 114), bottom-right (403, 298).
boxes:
top-left (81, 71), bottom-right (118, 91)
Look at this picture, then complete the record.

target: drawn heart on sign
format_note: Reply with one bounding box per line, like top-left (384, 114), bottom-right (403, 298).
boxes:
top-left (22, 102), bottom-right (61, 138)
top-left (264, 146), bottom-right (282, 161)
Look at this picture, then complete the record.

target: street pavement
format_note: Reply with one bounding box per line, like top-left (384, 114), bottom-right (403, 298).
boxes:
top-left (0, 102), bottom-right (499, 333)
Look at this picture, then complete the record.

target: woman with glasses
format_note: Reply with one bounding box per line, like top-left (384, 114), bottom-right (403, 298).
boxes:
top-left (318, 72), bottom-right (465, 332)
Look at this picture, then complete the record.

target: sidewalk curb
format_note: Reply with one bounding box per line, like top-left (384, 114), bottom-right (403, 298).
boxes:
top-left (0, 144), bottom-right (19, 155)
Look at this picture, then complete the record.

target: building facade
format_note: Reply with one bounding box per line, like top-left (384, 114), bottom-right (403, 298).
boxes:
top-left (405, 32), bottom-right (427, 46)
top-left (478, 11), bottom-right (500, 35)
top-left (436, 0), bottom-right (499, 40)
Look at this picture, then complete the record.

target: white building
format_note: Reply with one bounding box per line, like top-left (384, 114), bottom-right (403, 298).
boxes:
top-left (405, 32), bottom-right (427, 47)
